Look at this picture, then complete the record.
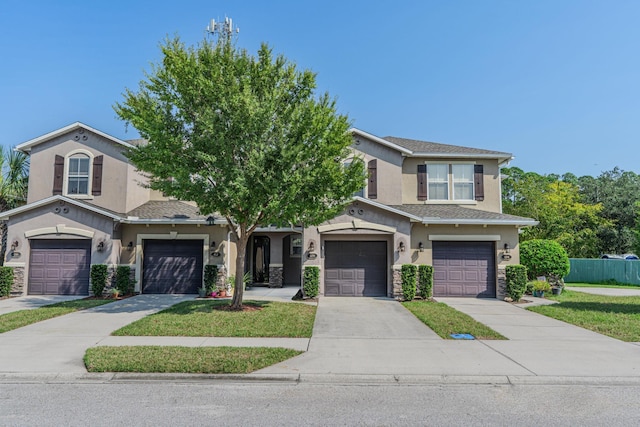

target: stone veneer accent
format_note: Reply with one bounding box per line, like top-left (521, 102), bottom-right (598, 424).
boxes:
top-left (92, 266), bottom-right (136, 297)
top-left (496, 266), bottom-right (507, 299)
top-left (391, 265), bottom-right (402, 298)
top-left (10, 266), bottom-right (25, 297)
top-left (215, 265), bottom-right (227, 289)
top-left (268, 266), bottom-right (283, 288)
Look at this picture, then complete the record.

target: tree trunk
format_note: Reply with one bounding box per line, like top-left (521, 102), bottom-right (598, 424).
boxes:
top-left (230, 235), bottom-right (248, 310)
top-left (0, 222), bottom-right (7, 267)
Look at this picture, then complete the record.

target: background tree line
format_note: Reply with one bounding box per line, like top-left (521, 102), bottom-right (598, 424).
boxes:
top-left (502, 166), bottom-right (640, 258)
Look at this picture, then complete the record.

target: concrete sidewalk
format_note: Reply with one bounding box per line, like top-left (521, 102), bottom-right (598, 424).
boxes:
top-left (566, 286), bottom-right (640, 296)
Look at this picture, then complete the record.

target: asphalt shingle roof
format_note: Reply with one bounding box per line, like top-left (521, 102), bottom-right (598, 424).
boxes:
top-left (126, 200), bottom-right (208, 220)
top-left (389, 204), bottom-right (536, 223)
top-left (383, 136), bottom-right (512, 158)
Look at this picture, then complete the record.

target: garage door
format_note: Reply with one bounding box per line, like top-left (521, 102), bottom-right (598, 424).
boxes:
top-left (28, 240), bottom-right (91, 295)
top-left (325, 241), bottom-right (387, 296)
top-left (143, 240), bottom-right (203, 294)
top-left (433, 241), bottom-right (495, 297)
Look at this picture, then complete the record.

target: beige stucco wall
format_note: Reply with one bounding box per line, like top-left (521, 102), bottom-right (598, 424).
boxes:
top-left (26, 128), bottom-right (152, 214)
top-left (4, 202), bottom-right (117, 294)
top-left (401, 157), bottom-right (503, 212)
top-left (303, 201), bottom-right (412, 296)
top-left (351, 136), bottom-right (404, 205)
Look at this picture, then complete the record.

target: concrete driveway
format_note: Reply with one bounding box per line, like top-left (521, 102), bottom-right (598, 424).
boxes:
top-left (0, 295), bottom-right (86, 315)
top-left (0, 294), bottom-right (192, 373)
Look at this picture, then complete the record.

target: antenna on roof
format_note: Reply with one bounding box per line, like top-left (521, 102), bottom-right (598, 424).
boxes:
top-left (206, 16), bottom-right (239, 40)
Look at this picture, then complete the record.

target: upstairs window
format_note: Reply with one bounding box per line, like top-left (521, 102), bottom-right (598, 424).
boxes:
top-left (53, 151), bottom-right (103, 197)
top-left (421, 163), bottom-right (483, 202)
top-left (452, 164), bottom-right (474, 200)
top-left (427, 164), bottom-right (449, 200)
top-left (67, 154), bottom-right (90, 195)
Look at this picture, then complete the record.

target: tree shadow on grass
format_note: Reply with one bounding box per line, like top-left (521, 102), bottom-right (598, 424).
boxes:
top-left (554, 301), bottom-right (640, 315)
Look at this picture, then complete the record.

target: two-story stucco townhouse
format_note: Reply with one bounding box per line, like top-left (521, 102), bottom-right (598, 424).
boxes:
top-left (0, 122), bottom-right (536, 298)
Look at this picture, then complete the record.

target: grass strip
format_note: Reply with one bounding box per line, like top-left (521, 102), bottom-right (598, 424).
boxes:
top-left (528, 290), bottom-right (640, 342)
top-left (112, 299), bottom-right (316, 338)
top-left (402, 300), bottom-right (506, 340)
top-left (85, 346), bottom-right (302, 373)
top-left (0, 299), bottom-right (114, 333)
top-left (565, 282), bottom-right (640, 289)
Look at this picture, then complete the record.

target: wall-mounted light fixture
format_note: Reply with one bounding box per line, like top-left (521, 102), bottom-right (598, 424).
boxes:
top-left (126, 241), bottom-right (134, 251)
top-left (503, 243), bottom-right (510, 253)
top-left (10, 240), bottom-right (18, 252)
top-left (97, 241), bottom-right (105, 252)
top-left (308, 241), bottom-right (315, 252)
top-left (502, 242), bottom-right (512, 260)
top-left (398, 241), bottom-right (405, 253)
top-left (206, 216), bottom-right (216, 226)
top-left (418, 242), bottom-right (424, 252)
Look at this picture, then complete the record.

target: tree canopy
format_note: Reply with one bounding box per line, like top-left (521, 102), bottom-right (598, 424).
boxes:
top-left (502, 166), bottom-right (640, 258)
top-left (115, 37), bottom-right (366, 308)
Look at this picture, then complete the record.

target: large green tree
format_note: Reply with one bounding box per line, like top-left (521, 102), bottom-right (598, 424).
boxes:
top-left (0, 147), bottom-right (29, 265)
top-left (115, 37), bottom-right (366, 309)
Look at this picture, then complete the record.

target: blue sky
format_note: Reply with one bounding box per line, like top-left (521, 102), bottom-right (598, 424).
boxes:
top-left (1, 0), bottom-right (638, 177)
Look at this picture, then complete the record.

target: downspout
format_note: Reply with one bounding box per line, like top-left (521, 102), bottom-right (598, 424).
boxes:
top-left (226, 229), bottom-right (232, 278)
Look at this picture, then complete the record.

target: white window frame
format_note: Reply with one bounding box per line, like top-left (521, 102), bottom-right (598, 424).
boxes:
top-left (63, 149), bottom-right (94, 199)
top-left (425, 161), bottom-right (476, 204)
top-left (452, 164), bottom-right (475, 201)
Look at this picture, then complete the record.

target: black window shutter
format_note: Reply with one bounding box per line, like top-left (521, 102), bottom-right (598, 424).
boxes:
top-left (474, 164), bottom-right (484, 201)
top-left (417, 164), bottom-right (427, 200)
top-left (92, 155), bottom-right (104, 196)
top-left (368, 159), bottom-right (377, 199)
top-left (53, 155), bottom-right (64, 195)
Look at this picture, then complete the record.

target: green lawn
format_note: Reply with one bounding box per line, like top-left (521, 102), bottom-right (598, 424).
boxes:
top-left (84, 346), bottom-right (302, 373)
top-left (112, 299), bottom-right (316, 337)
top-left (565, 282), bottom-right (640, 289)
top-left (527, 290), bottom-right (640, 341)
top-left (402, 301), bottom-right (506, 340)
top-left (0, 299), bottom-right (114, 333)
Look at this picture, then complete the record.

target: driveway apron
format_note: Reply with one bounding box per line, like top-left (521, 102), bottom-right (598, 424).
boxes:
top-left (258, 297), bottom-right (533, 377)
top-left (0, 295), bottom-right (192, 373)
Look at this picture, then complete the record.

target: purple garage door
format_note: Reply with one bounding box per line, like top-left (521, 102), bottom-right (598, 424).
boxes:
top-left (324, 241), bottom-right (387, 296)
top-left (142, 240), bottom-right (203, 293)
top-left (432, 241), bottom-right (496, 297)
top-left (28, 240), bottom-right (91, 295)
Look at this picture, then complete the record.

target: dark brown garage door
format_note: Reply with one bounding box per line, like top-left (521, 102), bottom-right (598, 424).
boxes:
top-left (28, 240), bottom-right (91, 295)
top-left (143, 240), bottom-right (203, 294)
top-left (325, 241), bottom-right (387, 296)
top-left (433, 241), bottom-right (495, 297)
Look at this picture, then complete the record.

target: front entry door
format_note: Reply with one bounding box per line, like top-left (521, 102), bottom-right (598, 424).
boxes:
top-left (252, 236), bottom-right (270, 284)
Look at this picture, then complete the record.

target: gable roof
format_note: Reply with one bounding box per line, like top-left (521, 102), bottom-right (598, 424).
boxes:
top-left (349, 128), bottom-right (513, 164)
top-left (124, 200), bottom-right (226, 225)
top-left (0, 195), bottom-right (124, 221)
top-left (15, 122), bottom-right (136, 153)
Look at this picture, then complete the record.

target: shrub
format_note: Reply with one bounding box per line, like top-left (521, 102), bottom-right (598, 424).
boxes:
top-left (0, 266), bottom-right (13, 297)
top-left (115, 265), bottom-right (135, 295)
top-left (531, 280), bottom-right (551, 292)
top-left (401, 264), bottom-right (417, 301)
top-left (520, 239), bottom-right (570, 280)
top-left (204, 265), bottom-right (218, 293)
top-left (418, 265), bottom-right (433, 299)
top-left (303, 266), bottom-right (320, 298)
top-left (90, 264), bottom-right (108, 297)
top-left (505, 264), bottom-right (527, 302)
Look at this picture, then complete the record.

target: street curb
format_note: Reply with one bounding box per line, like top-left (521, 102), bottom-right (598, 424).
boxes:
top-left (3, 372), bottom-right (640, 386)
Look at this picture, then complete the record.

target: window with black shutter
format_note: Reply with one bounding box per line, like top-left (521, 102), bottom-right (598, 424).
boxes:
top-left (368, 159), bottom-right (377, 199)
top-left (417, 164), bottom-right (427, 200)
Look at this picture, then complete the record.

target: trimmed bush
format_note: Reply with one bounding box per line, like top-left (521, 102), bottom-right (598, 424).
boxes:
top-left (418, 265), bottom-right (433, 299)
top-left (401, 264), bottom-right (417, 301)
top-left (90, 264), bottom-right (108, 297)
top-left (204, 265), bottom-right (218, 293)
top-left (115, 265), bottom-right (135, 295)
top-left (0, 266), bottom-right (13, 297)
top-left (303, 266), bottom-right (320, 298)
top-left (505, 264), bottom-right (527, 302)
top-left (520, 239), bottom-right (570, 280)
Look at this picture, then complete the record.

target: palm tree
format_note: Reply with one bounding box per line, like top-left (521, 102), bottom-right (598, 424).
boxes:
top-left (0, 147), bottom-right (29, 265)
